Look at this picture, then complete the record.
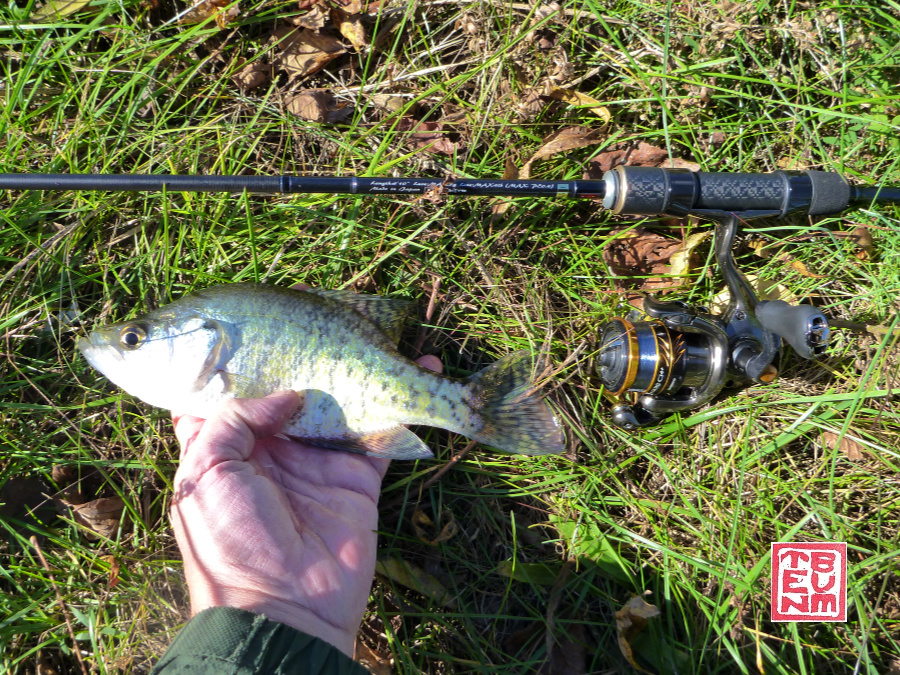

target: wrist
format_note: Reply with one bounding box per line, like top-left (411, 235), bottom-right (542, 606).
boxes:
top-left (189, 585), bottom-right (357, 657)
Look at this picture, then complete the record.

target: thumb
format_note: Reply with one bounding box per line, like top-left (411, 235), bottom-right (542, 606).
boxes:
top-left (178, 391), bottom-right (301, 477)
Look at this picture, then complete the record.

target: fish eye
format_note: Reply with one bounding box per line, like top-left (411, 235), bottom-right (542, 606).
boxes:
top-left (119, 324), bottom-right (147, 350)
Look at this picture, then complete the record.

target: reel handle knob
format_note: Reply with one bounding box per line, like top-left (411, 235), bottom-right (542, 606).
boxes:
top-left (755, 300), bottom-right (830, 359)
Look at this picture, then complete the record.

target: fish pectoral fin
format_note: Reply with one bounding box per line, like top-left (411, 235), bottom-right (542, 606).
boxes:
top-left (192, 320), bottom-right (232, 392)
top-left (220, 371), bottom-right (270, 399)
top-left (294, 427), bottom-right (434, 460)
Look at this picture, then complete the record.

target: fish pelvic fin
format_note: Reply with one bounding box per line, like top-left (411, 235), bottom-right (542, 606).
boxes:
top-left (307, 289), bottom-right (416, 345)
top-left (290, 427), bottom-right (435, 460)
top-left (466, 351), bottom-right (565, 456)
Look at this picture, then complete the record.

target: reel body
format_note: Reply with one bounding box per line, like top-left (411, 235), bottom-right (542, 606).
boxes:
top-left (597, 210), bottom-right (830, 429)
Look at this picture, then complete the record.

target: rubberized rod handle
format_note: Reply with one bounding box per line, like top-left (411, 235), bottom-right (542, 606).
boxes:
top-left (603, 166), bottom-right (852, 217)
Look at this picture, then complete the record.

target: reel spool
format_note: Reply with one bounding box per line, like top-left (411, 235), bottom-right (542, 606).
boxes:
top-left (597, 317), bottom-right (712, 399)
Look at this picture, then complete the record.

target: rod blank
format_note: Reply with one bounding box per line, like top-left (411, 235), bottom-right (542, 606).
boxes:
top-left (0, 173), bottom-right (608, 198)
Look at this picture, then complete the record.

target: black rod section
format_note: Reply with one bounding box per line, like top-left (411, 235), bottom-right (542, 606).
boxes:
top-left (0, 173), bottom-right (607, 199)
top-left (850, 185), bottom-right (900, 206)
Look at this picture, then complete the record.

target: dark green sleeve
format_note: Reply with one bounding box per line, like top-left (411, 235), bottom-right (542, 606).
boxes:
top-left (150, 607), bottom-right (368, 675)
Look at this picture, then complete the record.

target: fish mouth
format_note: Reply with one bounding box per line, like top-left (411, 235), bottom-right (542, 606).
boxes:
top-left (75, 331), bottom-right (123, 366)
top-left (75, 334), bottom-right (91, 356)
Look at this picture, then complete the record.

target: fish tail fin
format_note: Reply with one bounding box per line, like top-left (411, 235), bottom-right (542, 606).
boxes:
top-left (465, 351), bottom-right (565, 456)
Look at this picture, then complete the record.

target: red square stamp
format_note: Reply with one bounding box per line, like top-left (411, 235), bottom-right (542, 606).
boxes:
top-left (771, 542), bottom-right (847, 622)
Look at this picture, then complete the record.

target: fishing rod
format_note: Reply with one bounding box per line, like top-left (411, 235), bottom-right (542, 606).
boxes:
top-left (1, 167), bottom-right (899, 216)
top-left (6, 166), bottom-right (899, 430)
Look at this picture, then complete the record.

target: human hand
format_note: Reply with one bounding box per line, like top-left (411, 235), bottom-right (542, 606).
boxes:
top-left (170, 355), bottom-right (442, 657)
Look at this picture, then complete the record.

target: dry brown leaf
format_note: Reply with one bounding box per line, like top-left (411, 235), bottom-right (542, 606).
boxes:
top-left (602, 227), bottom-right (683, 282)
top-left (332, 0), bottom-right (361, 11)
top-left (50, 465), bottom-right (76, 484)
top-left (370, 94), bottom-right (406, 112)
top-left (232, 60), bottom-right (270, 92)
top-left (629, 141), bottom-right (668, 166)
top-left (294, 3), bottom-right (328, 29)
top-left (665, 157), bottom-right (702, 171)
top-left (273, 27), bottom-right (346, 79)
top-left (492, 157), bottom-right (520, 218)
top-left (333, 6), bottom-right (367, 51)
top-left (67, 496), bottom-right (125, 539)
top-left (516, 89), bottom-right (545, 121)
top-left (616, 594), bottom-right (660, 674)
top-left (100, 554), bottom-right (121, 588)
top-left (286, 89), bottom-right (333, 122)
top-left (547, 88), bottom-right (611, 122)
top-left (398, 118), bottom-right (461, 156)
top-left (789, 258), bottom-right (826, 279)
top-left (709, 274), bottom-right (797, 314)
top-left (667, 231), bottom-right (712, 280)
top-left (521, 126), bottom-right (603, 178)
top-left (412, 508), bottom-right (458, 546)
top-left (354, 638), bottom-right (391, 675)
top-left (851, 224), bottom-right (875, 260)
top-left (822, 430), bottom-right (868, 461)
top-left (585, 141), bottom-right (698, 178)
top-left (178, 0), bottom-right (239, 26)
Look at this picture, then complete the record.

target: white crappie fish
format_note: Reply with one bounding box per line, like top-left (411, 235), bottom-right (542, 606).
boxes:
top-left (76, 283), bottom-right (565, 459)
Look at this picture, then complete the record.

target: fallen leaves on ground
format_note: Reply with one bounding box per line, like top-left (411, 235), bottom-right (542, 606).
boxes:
top-left (521, 126), bottom-right (604, 178)
top-left (333, 5), bottom-right (367, 51)
top-left (31, 0), bottom-right (92, 21)
top-left (397, 118), bottom-right (463, 156)
top-left (412, 508), bottom-right (458, 546)
top-left (178, 0), bottom-right (239, 28)
top-left (602, 227), bottom-right (708, 307)
top-left (354, 638), bottom-right (392, 675)
top-left (294, 3), bottom-right (329, 29)
top-left (547, 88), bottom-right (611, 122)
top-left (708, 273), bottom-right (797, 314)
top-left (59, 494), bottom-right (126, 539)
top-left (822, 430), bottom-right (869, 461)
top-left (232, 60), bottom-right (270, 92)
top-left (286, 89), bottom-right (350, 123)
top-left (585, 141), bottom-right (700, 177)
top-left (616, 594), bottom-right (661, 674)
top-left (851, 224), bottom-right (875, 260)
top-left (272, 26), bottom-right (347, 79)
top-left (491, 156), bottom-right (520, 218)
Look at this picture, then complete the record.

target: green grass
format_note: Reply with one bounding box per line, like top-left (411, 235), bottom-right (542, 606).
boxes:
top-left (1, 0), bottom-right (899, 672)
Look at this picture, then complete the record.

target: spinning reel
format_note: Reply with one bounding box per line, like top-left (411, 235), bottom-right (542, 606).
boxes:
top-left (596, 167), bottom-right (833, 430)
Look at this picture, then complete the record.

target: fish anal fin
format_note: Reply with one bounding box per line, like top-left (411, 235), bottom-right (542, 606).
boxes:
top-left (307, 289), bottom-right (416, 345)
top-left (290, 427), bottom-right (434, 460)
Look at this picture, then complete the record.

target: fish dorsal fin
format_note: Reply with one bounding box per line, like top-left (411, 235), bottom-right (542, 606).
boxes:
top-left (307, 289), bottom-right (416, 345)
top-left (289, 426), bottom-right (434, 460)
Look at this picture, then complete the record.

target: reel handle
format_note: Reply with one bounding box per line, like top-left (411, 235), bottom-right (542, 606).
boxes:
top-left (756, 301), bottom-right (830, 359)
